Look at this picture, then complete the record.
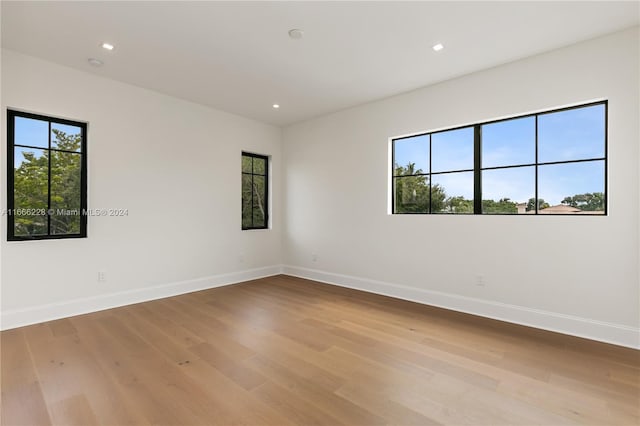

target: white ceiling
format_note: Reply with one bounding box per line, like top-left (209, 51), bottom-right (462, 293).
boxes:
top-left (1, 1), bottom-right (638, 126)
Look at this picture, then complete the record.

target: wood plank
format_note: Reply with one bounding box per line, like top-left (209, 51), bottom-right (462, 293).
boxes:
top-left (177, 357), bottom-right (296, 426)
top-left (0, 328), bottom-right (52, 426)
top-left (251, 381), bottom-right (346, 426)
top-left (48, 394), bottom-right (98, 426)
top-left (245, 354), bottom-right (386, 425)
top-left (189, 342), bottom-right (266, 391)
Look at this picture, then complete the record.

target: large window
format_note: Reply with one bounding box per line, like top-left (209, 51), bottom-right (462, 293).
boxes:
top-left (7, 110), bottom-right (87, 240)
top-left (392, 101), bottom-right (607, 215)
top-left (242, 152), bottom-right (269, 229)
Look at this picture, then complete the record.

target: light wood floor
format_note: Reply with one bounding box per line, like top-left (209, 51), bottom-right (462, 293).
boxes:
top-left (1, 275), bottom-right (638, 426)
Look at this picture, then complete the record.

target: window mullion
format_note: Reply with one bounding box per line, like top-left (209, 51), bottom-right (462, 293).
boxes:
top-left (251, 169), bottom-right (256, 229)
top-left (535, 115), bottom-right (539, 214)
top-left (47, 121), bottom-right (52, 235)
top-left (428, 134), bottom-right (432, 214)
top-left (473, 125), bottom-right (482, 214)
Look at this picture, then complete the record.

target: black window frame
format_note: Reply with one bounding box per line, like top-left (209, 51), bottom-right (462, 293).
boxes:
top-left (241, 151), bottom-right (269, 230)
top-left (7, 109), bottom-right (88, 241)
top-left (391, 100), bottom-right (607, 216)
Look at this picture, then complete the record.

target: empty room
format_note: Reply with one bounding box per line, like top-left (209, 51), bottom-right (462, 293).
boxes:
top-left (1, 1), bottom-right (639, 425)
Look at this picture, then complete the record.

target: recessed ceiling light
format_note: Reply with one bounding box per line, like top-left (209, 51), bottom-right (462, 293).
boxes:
top-left (432, 43), bottom-right (444, 52)
top-left (87, 58), bottom-right (104, 67)
top-left (288, 29), bottom-right (304, 40)
top-left (272, 104), bottom-right (280, 109)
top-left (101, 42), bottom-right (115, 51)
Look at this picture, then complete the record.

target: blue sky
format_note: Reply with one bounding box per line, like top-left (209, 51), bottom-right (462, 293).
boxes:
top-left (394, 104), bottom-right (605, 205)
top-left (15, 116), bottom-right (49, 148)
top-left (13, 116), bottom-right (81, 166)
top-left (432, 127), bottom-right (474, 172)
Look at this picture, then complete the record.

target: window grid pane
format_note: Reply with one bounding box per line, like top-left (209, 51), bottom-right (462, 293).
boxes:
top-left (538, 104), bottom-right (605, 163)
top-left (538, 160), bottom-right (605, 214)
top-left (481, 166), bottom-right (535, 214)
top-left (482, 116), bottom-right (535, 168)
top-left (393, 176), bottom-right (430, 214)
top-left (431, 126), bottom-right (474, 173)
top-left (431, 171), bottom-right (474, 214)
top-left (393, 135), bottom-right (429, 176)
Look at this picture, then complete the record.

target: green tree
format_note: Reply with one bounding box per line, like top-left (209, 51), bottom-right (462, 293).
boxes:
top-left (444, 196), bottom-right (474, 213)
top-left (561, 192), bottom-right (604, 211)
top-left (13, 129), bottom-right (82, 236)
top-left (50, 129), bottom-right (82, 234)
top-left (13, 150), bottom-right (48, 235)
top-left (394, 162), bottom-right (446, 213)
top-left (526, 197), bottom-right (549, 212)
top-left (482, 197), bottom-right (517, 214)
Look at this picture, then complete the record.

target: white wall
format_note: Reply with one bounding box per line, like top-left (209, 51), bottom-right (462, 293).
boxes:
top-left (282, 27), bottom-right (640, 348)
top-left (1, 49), bottom-right (282, 328)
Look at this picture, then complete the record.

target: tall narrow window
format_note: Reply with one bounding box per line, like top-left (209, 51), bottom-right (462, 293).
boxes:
top-left (7, 110), bottom-right (87, 240)
top-left (242, 152), bottom-right (269, 229)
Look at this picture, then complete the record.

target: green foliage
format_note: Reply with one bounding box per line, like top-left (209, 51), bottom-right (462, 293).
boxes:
top-left (526, 197), bottom-right (549, 212)
top-left (394, 163), bottom-right (446, 213)
top-left (241, 155), bottom-right (252, 173)
top-left (14, 150), bottom-right (48, 235)
top-left (561, 192), bottom-right (604, 211)
top-left (482, 198), bottom-right (517, 214)
top-left (253, 157), bottom-right (266, 174)
top-left (395, 163), bottom-right (523, 214)
top-left (443, 196), bottom-right (473, 214)
top-left (13, 129), bottom-right (82, 236)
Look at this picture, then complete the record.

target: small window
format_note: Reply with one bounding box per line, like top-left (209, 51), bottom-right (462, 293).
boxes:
top-left (242, 152), bottom-right (269, 229)
top-left (392, 101), bottom-right (607, 215)
top-left (7, 110), bottom-right (87, 240)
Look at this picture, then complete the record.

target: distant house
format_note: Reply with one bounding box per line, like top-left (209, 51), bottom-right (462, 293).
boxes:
top-left (516, 203), bottom-right (604, 214)
top-left (539, 204), bottom-right (582, 214)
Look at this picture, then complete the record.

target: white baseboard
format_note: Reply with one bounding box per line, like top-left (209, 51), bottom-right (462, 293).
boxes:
top-left (1, 265), bottom-right (283, 331)
top-left (281, 265), bottom-right (640, 350)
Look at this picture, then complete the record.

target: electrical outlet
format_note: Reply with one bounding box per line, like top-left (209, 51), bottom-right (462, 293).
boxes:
top-left (98, 271), bottom-right (107, 282)
top-left (311, 253), bottom-right (318, 262)
top-left (238, 253), bottom-right (245, 264)
top-left (475, 274), bottom-right (485, 287)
